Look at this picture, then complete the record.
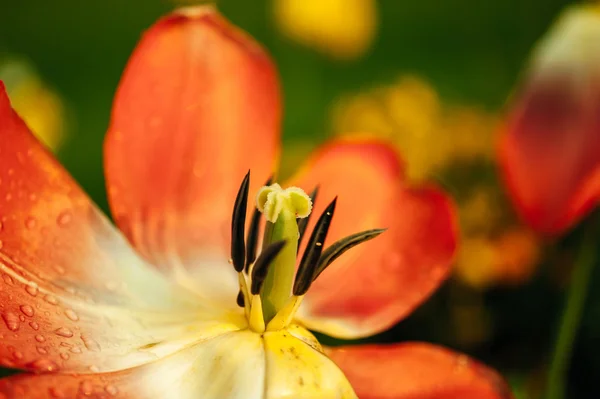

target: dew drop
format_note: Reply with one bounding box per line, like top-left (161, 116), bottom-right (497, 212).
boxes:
top-left (56, 211), bottom-right (72, 227)
top-left (89, 365), bottom-right (99, 372)
top-left (81, 335), bottom-right (101, 352)
top-left (25, 217), bottom-right (37, 230)
top-left (60, 353), bottom-right (69, 360)
top-left (13, 351), bottom-right (23, 360)
top-left (79, 380), bottom-right (93, 395)
top-left (35, 334), bottom-right (45, 342)
top-left (64, 309), bottom-right (79, 321)
top-left (19, 305), bottom-right (34, 317)
top-left (54, 327), bottom-right (74, 338)
top-left (44, 295), bottom-right (58, 305)
top-left (28, 358), bottom-right (59, 373)
top-left (29, 321), bottom-right (40, 330)
top-left (48, 387), bottom-right (66, 398)
top-left (37, 346), bottom-right (48, 355)
top-left (18, 315), bottom-right (25, 322)
top-left (2, 274), bottom-right (13, 285)
top-left (2, 312), bottom-right (20, 331)
top-left (105, 385), bottom-right (118, 396)
top-left (25, 283), bottom-right (39, 297)
top-left (69, 346), bottom-right (82, 354)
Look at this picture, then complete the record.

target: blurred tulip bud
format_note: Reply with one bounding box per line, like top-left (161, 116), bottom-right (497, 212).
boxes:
top-left (498, 4), bottom-right (600, 236)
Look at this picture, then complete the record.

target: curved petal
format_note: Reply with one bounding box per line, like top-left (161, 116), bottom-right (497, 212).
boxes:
top-left (0, 82), bottom-right (246, 373)
top-left (0, 329), bottom-right (356, 399)
top-left (104, 5), bottom-right (281, 300)
top-left (291, 140), bottom-right (458, 338)
top-left (498, 5), bottom-right (600, 235)
top-left (327, 342), bottom-right (513, 399)
top-left (0, 330), bottom-right (264, 399)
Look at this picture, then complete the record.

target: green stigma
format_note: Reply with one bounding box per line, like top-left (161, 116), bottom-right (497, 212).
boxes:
top-left (256, 184), bottom-right (312, 322)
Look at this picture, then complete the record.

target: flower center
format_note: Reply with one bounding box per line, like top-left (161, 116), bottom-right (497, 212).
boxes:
top-left (229, 171), bottom-right (385, 333)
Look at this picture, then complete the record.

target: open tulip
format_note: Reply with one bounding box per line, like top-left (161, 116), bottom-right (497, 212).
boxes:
top-left (0, 6), bottom-right (512, 398)
top-left (498, 4), bottom-right (600, 236)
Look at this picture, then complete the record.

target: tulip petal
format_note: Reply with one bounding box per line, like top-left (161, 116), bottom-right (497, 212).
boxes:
top-left (263, 328), bottom-right (357, 398)
top-left (498, 5), bottom-right (600, 235)
top-left (0, 82), bottom-right (247, 373)
top-left (291, 140), bottom-right (458, 338)
top-left (327, 342), bottom-right (514, 399)
top-left (104, 6), bottom-right (281, 301)
top-left (0, 330), bottom-right (265, 399)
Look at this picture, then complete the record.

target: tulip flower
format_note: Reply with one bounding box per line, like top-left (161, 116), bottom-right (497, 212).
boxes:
top-left (498, 4), bottom-right (600, 236)
top-left (0, 6), bottom-right (512, 398)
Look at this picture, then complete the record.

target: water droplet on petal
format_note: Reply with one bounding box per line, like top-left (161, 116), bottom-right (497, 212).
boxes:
top-left (29, 321), bottom-right (40, 330)
top-left (12, 351), bottom-right (23, 360)
top-left (64, 309), bottom-right (79, 321)
top-left (89, 365), bottom-right (99, 372)
top-left (2, 275), bottom-right (13, 285)
top-left (60, 353), bottom-right (69, 360)
top-left (25, 283), bottom-right (39, 297)
top-left (79, 380), bottom-right (93, 395)
top-left (70, 346), bottom-right (82, 354)
top-left (57, 211), bottom-right (72, 227)
top-left (37, 346), bottom-right (48, 355)
top-left (28, 358), bottom-right (59, 373)
top-left (25, 217), bottom-right (37, 230)
top-left (44, 295), bottom-right (58, 305)
top-left (54, 327), bottom-right (73, 338)
top-left (19, 305), bottom-right (34, 317)
top-left (105, 385), bottom-right (118, 396)
top-left (81, 335), bottom-right (101, 352)
top-left (2, 312), bottom-right (20, 331)
top-left (35, 334), bottom-right (45, 342)
top-left (48, 387), bottom-right (66, 398)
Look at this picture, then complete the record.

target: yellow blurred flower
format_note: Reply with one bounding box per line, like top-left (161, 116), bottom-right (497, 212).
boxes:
top-left (0, 59), bottom-right (66, 152)
top-left (273, 0), bottom-right (378, 60)
top-left (332, 75), bottom-right (542, 289)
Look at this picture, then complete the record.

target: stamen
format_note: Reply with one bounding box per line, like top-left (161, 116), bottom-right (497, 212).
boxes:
top-left (231, 171), bottom-right (250, 273)
top-left (249, 295), bottom-right (266, 333)
top-left (266, 296), bottom-right (303, 331)
top-left (250, 240), bottom-right (287, 295)
top-left (245, 176), bottom-right (273, 273)
top-left (293, 198), bottom-right (337, 296)
top-left (297, 186), bottom-right (319, 250)
top-left (312, 229), bottom-right (386, 281)
top-left (236, 290), bottom-right (245, 307)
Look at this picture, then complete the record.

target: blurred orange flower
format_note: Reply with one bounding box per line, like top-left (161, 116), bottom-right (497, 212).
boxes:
top-left (331, 75), bottom-right (542, 289)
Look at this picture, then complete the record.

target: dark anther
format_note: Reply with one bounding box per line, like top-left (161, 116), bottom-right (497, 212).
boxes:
top-left (250, 240), bottom-right (287, 295)
top-left (293, 198), bottom-right (336, 296)
top-left (231, 171), bottom-right (251, 273)
top-left (297, 186), bottom-right (319, 251)
top-left (236, 290), bottom-right (245, 307)
top-left (312, 229), bottom-right (386, 281)
top-left (245, 176), bottom-right (273, 273)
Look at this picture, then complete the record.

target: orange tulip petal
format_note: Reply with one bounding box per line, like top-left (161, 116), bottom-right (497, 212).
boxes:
top-left (0, 82), bottom-right (221, 373)
top-left (104, 6), bottom-right (281, 296)
top-left (0, 330), bottom-right (265, 399)
top-left (498, 6), bottom-right (600, 235)
top-left (291, 140), bottom-right (458, 338)
top-left (327, 343), bottom-right (513, 399)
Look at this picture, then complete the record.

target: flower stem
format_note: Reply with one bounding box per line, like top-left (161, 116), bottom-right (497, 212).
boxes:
top-left (545, 224), bottom-right (597, 399)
